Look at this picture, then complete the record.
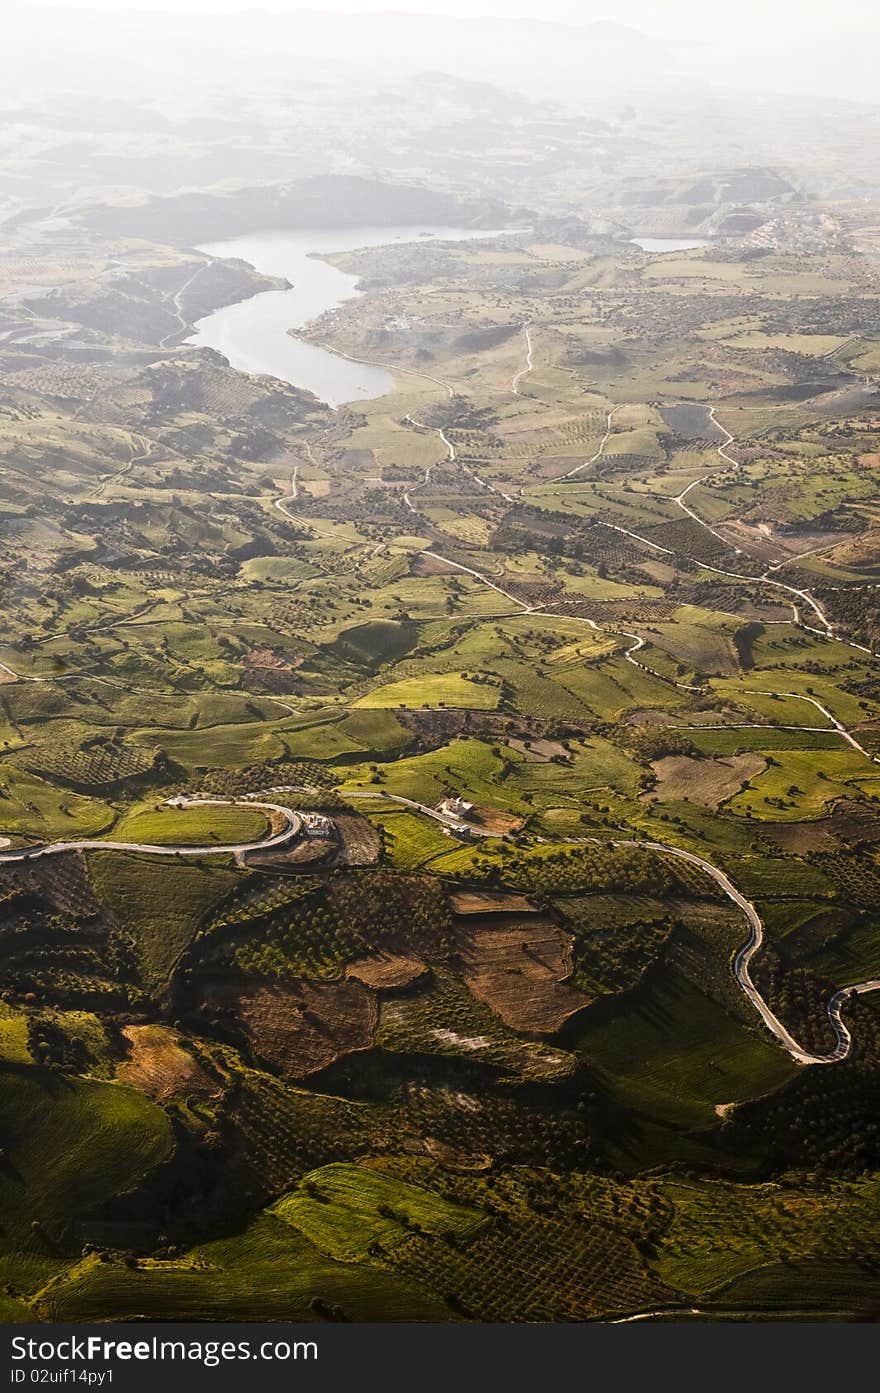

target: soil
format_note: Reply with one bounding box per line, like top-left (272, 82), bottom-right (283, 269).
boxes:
top-left (117, 1025), bottom-right (220, 1101)
top-left (646, 753), bottom-right (766, 808)
top-left (204, 977), bottom-right (376, 1077)
top-left (345, 953), bottom-right (428, 989)
top-left (507, 736), bottom-right (570, 763)
top-left (454, 917), bottom-right (589, 1035)
top-left (448, 889), bottom-right (537, 916)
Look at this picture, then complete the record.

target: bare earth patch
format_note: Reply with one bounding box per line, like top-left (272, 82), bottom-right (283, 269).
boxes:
top-left (647, 753), bottom-right (766, 809)
top-left (245, 647), bottom-right (303, 674)
top-left (455, 918), bottom-right (589, 1035)
top-left (449, 889), bottom-right (537, 916)
top-left (469, 806), bottom-right (526, 836)
top-left (345, 953), bottom-right (428, 990)
top-left (243, 838), bottom-right (335, 869)
top-left (206, 979), bottom-right (376, 1078)
top-left (763, 801), bottom-right (880, 855)
top-left (411, 552), bottom-right (462, 577)
top-left (117, 1025), bottom-right (220, 1101)
top-left (507, 736), bottom-right (570, 763)
top-left (763, 822), bottom-right (841, 855)
top-left (333, 812), bottom-right (381, 866)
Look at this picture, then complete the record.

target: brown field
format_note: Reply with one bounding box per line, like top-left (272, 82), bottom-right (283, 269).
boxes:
top-left (448, 889), bottom-right (538, 916)
top-left (648, 753), bottom-right (766, 808)
top-left (828, 800), bottom-right (880, 844)
top-left (455, 917), bottom-right (588, 1035)
top-left (470, 806), bottom-right (526, 836)
top-left (244, 647), bottom-right (303, 674)
top-left (117, 1025), bottom-right (220, 1100)
top-left (763, 822), bottom-right (841, 854)
top-left (411, 552), bottom-right (462, 576)
top-left (334, 812), bottom-right (381, 866)
top-left (8, 853), bottom-right (108, 920)
top-left (243, 839), bottom-right (335, 868)
top-left (507, 736), bottom-right (570, 763)
top-left (764, 799), bottom-right (880, 854)
top-left (203, 978), bottom-right (376, 1077)
top-left (345, 953), bottom-right (428, 989)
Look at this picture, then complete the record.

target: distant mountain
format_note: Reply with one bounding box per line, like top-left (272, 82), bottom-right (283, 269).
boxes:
top-left (7, 5), bottom-right (880, 108)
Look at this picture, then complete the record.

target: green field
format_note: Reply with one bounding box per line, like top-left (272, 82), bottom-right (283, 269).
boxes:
top-left (2, 103), bottom-right (880, 1325)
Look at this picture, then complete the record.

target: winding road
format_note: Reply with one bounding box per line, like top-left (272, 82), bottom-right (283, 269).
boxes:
top-left (348, 773), bottom-right (880, 1066)
top-left (559, 407), bottom-right (619, 481)
top-left (607, 835), bottom-right (877, 1066)
top-left (159, 260), bottom-right (209, 350)
top-left (0, 797), bottom-right (303, 868)
top-left (511, 320), bottom-right (534, 395)
top-left (401, 539), bottom-right (880, 1066)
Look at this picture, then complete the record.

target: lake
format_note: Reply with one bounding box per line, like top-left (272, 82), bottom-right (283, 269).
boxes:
top-left (630, 237), bottom-right (710, 253)
top-left (188, 225), bottom-right (511, 407)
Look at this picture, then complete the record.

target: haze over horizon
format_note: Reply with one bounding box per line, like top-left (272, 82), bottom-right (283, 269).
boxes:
top-left (24, 0), bottom-right (880, 39)
top-left (9, 0), bottom-right (880, 106)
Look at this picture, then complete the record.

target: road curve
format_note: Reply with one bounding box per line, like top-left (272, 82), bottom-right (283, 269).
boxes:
top-left (608, 836), bottom-right (880, 1066)
top-left (511, 320), bottom-right (534, 395)
top-left (346, 775), bottom-right (880, 1065)
top-left (0, 797), bottom-right (302, 867)
top-left (559, 407), bottom-right (619, 480)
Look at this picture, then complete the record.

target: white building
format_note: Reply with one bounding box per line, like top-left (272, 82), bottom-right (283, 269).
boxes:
top-left (301, 813), bottom-right (335, 839)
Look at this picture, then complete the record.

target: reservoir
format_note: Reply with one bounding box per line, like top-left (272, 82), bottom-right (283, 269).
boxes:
top-left (188, 225), bottom-right (511, 407)
top-left (630, 237), bottom-right (710, 253)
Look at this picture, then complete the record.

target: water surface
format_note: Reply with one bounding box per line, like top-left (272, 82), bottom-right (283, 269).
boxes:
top-left (189, 225), bottom-right (510, 406)
top-left (630, 237), bottom-right (710, 253)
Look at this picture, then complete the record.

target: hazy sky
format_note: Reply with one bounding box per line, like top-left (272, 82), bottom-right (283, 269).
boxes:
top-left (28, 0), bottom-right (880, 40)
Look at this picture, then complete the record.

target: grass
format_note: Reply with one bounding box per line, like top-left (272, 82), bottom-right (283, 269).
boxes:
top-left (354, 672), bottom-right (501, 710)
top-left (574, 965), bottom-right (796, 1129)
top-left (726, 748), bottom-right (871, 821)
top-left (0, 766), bottom-right (115, 842)
top-left (3, 207), bottom-right (880, 1325)
top-left (0, 1066), bottom-right (172, 1256)
top-left (706, 1257), bottom-right (880, 1315)
top-left (130, 720), bottom-right (289, 768)
top-left (653, 1176), bottom-right (880, 1301)
top-left (0, 1005), bottom-right (32, 1065)
top-left (272, 1162), bottom-right (486, 1261)
top-left (86, 853), bottom-right (238, 991)
top-left (372, 810), bottom-right (458, 870)
top-left (111, 803), bottom-right (269, 847)
top-left (343, 737), bottom-right (526, 815)
top-left (39, 1213), bottom-right (451, 1322)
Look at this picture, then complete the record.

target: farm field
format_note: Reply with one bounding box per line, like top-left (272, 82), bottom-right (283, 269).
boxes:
top-left (1, 30), bottom-right (880, 1327)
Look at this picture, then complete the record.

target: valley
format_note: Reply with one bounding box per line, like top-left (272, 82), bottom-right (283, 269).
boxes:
top-left (1, 11), bottom-right (880, 1324)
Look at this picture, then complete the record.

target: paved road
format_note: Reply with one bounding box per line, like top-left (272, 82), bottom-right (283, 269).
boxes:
top-left (348, 776), bottom-right (880, 1063)
top-left (568, 833), bottom-right (880, 1065)
top-left (739, 688), bottom-right (880, 764)
top-left (675, 471), bottom-right (743, 555)
top-left (345, 787), bottom-right (497, 836)
top-left (0, 797), bottom-right (302, 867)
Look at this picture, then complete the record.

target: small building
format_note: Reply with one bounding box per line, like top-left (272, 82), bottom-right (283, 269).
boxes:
top-left (438, 795), bottom-right (475, 821)
top-left (301, 813), bottom-right (336, 839)
top-left (442, 824), bottom-right (473, 841)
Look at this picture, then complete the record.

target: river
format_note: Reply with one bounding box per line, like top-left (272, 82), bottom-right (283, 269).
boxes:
top-left (188, 225), bottom-right (511, 407)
